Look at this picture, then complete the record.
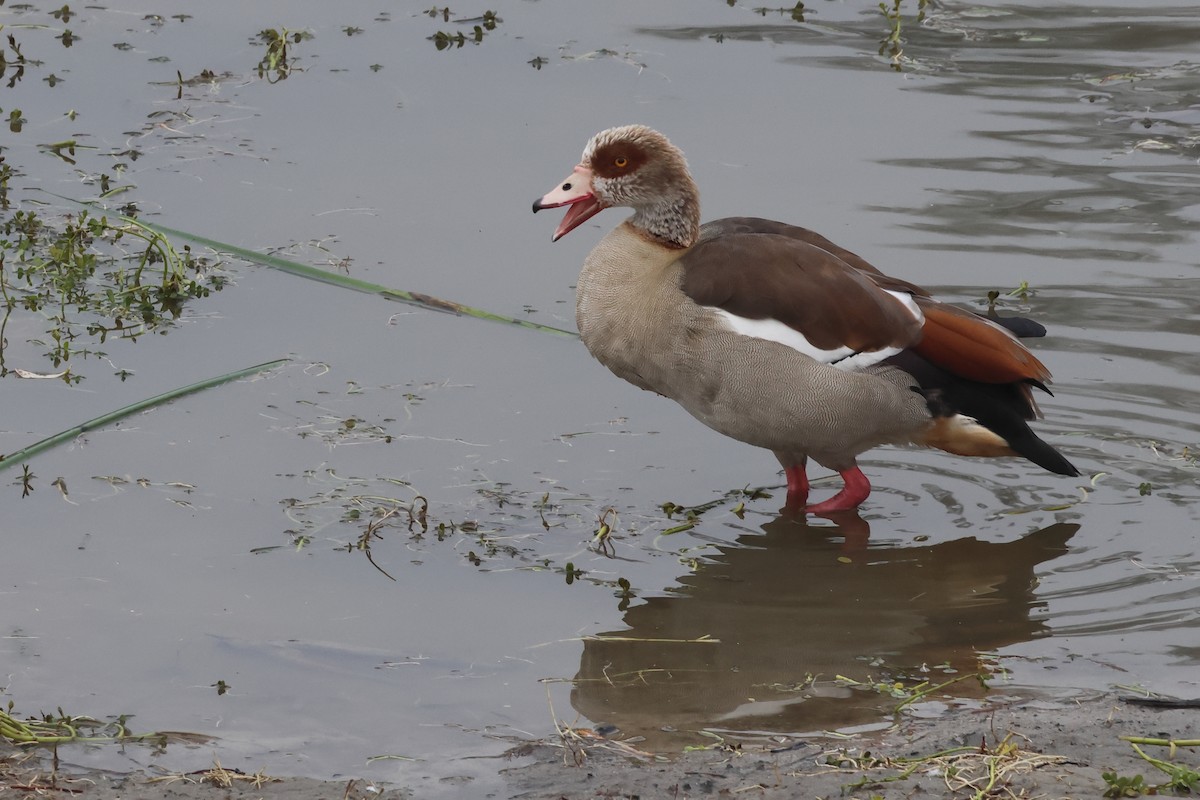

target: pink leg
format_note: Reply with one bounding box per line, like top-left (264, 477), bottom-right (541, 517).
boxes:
top-left (805, 466), bottom-right (871, 515)
top-left (783, 463), bottom-right (809, 508)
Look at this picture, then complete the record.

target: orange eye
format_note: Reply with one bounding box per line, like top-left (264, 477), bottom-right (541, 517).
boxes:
top-left (614, 156), bottom-right (628, 168)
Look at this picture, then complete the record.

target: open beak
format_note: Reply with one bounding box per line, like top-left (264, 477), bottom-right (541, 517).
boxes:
top-left (532, 166), bottom-right (605, 242)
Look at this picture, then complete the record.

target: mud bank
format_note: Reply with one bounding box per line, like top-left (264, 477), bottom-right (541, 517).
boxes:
top-left (4, 692), bottom-right (1195, 799)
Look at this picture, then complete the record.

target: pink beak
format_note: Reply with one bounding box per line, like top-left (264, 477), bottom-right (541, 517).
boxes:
top-left (532, 166), bottom-right (605, 241)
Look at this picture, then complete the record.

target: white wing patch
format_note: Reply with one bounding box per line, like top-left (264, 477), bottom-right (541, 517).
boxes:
top-left (886, 290), bottom-right (924, 326)
top-left (715, 310), bottom-right (853, 364)
top-left (712, 290), bottom-right (923, 372)
top-left (831, 346), bottom-right (905, 371)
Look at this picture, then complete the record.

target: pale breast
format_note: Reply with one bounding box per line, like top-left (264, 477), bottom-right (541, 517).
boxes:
top-left (575, 223), bottom-right (690, 394)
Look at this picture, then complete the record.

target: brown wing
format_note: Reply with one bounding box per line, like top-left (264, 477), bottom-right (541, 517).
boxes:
top-left (913, 300), bottom-right (1052, 387)
top-left (692, 217), bottom-right (1054, 390)
top-left (698, 217), bottom-right (930, 294)
top-left (679, 229), bottom-right (922, 354)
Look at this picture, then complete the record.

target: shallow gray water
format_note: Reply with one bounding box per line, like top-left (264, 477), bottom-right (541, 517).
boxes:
top-left (2, 1), bottom-right (1198, 795)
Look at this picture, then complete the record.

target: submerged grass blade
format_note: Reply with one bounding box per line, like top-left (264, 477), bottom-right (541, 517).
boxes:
top-left (140, 218), bottom-right (580, 337)
top-left (0, 358), bottom-right (289, 471)
top-left (40, 191), bottom-right (579, 338)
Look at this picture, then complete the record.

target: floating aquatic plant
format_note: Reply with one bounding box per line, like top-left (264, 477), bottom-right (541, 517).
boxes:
top-left (427, 9), bottom-right (501, 51)
top-left (255, 27), bottom-right (312, 83)
top-left (0, 208), bottom-right (226, 381)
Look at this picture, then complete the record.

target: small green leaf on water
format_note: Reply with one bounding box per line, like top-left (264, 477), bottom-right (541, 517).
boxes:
top-left (1007, 280), bottom-right (1033, 300)
top-left (837, 556), bottom-right (852, 564)
top-left (1102, 770), bottom-right (1146, 798)
top-left (1138, 482), bottom-right (1152, 496)
top-left (431, 30), bottom-right (466, 50)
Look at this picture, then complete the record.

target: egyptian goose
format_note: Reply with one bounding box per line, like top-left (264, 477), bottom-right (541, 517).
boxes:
top-left (533, 125), bottom-right (1078, 514)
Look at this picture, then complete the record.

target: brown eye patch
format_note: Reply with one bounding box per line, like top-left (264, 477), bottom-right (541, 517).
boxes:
top-left (591, 141), bottom-right (646, 178)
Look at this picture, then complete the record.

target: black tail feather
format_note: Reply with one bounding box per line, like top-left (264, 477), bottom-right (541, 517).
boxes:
top-left (891, 351), bottom-right (1079, 477)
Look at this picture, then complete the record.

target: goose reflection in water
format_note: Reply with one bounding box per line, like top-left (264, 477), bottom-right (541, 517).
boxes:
top-left (572, 514), bottom-right (1078, 749)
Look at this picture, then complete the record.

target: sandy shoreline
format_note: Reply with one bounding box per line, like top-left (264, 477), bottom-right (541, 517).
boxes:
top-left (4, 692), bottom-right (1196, 799)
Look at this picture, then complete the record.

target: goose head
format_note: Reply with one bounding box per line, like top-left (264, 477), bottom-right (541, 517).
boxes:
top-left (533, 124), bottom-right (701, 248)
